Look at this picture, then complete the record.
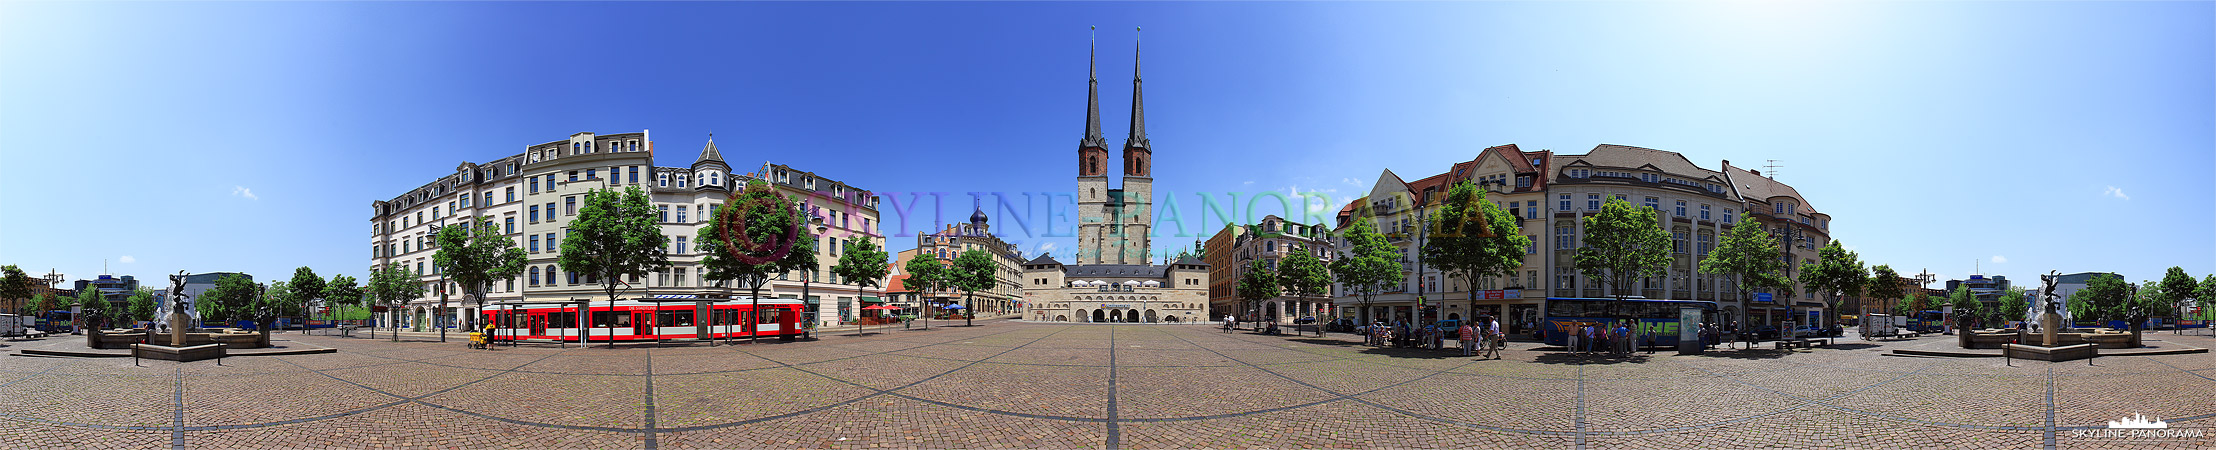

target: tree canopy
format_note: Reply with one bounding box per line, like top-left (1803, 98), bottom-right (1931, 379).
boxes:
top-left (830, 235), bottom-right (891, 295)
top-left (1700, 217), bottom-right (1793, 304)
top-left (701, 181), bottom-right (814, 308)
top-left (949, 250), bottom-right (997, 325)
top-left (1276, 244), bottom-right (1332, 302)
top-left (1421, 182), bottom-right (1532, 311)
top-left (1574, 197), bottom-right (1669, 299)
top-left (1799, 240), bottom-right (1867, 329)
top-left (435, 216), bottom-right (528, 310)
top-left (1328, 218), bottom-right (1399, 323)
top-left (561, 185), bottom-right (670, 305)
top-left (0, 265), bottom-right (31, 316)
top-left (1237, 260), bottom-right (1282, 310)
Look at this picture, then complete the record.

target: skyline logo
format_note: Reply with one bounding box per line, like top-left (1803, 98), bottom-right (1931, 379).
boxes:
top-left (2107, 414), bottom-right (2168, 429)
top-left (2070, 414), bottom-right (2203, 440)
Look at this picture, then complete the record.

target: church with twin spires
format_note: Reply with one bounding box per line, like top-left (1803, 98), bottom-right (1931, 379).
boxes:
top-left (1021, 33), bottom-right (1209, 324)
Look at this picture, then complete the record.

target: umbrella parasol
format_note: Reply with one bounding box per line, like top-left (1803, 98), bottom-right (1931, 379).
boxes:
top-left (860, 304), bottom-right (900, 335)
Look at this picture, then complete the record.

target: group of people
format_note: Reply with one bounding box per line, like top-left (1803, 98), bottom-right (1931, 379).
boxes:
top-left (1564, 320), bottom-right (1646, 356)
top-left (1356, 316), bottom-right (1506, 359)
top-left (1455, 316), bottom-right (1506, 359)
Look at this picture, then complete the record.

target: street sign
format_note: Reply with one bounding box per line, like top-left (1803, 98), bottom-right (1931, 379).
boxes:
top-left (1755, 293), bottom-right (1774, 303)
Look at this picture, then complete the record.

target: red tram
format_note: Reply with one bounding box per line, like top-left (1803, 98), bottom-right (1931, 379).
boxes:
top-left (482, 296), bottom-right (806, 342)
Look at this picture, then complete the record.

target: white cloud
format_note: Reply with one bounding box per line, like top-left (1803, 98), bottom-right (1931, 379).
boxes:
top-left (1991, 255), bottom-right (2007, 264)
top-left (119, 256), bottom-right (135, 263)
top-left (1242, 180), bottom-right (1255, 186)
top-left (231, 186), bottom-right (258, 200)
top-left (1037, 242), bottom-right (1057, 253)
top-left (1341, 177), bottom-right (1362, 187)
top-left (2103, 186), bottom-right (2129, 200)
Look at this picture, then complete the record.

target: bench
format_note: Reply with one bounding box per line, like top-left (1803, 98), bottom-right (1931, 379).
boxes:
top-left (1773, 337), bottom-right (1833, 350)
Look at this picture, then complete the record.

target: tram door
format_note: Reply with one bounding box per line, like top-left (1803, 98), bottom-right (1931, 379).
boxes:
top-left (631, 311), bottom-right (653, 339)
top-left (528, 313), bottom-right (547, 337)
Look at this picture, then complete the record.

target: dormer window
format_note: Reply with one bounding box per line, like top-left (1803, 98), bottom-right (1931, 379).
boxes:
top-left (1568, 168), bottom-right (1591, 179)
top-left (658, 173), bottom-right (669, 187)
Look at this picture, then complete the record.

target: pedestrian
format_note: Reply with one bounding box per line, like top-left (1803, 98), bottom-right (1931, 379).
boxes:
top-left (1487, 316), bottom-right (1505, 359)
top-left (1459, 321), bottom-right (1476, 356)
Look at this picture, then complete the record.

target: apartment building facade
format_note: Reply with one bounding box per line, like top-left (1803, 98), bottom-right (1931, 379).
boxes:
top-left (1331, 143), bottom-right (1835, 332)
top-left (369, 132), bottom-right (885, 331)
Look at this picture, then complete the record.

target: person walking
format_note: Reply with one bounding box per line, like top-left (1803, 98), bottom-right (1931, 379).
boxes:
top-left (1487, 316), bottom-right (1505, 359)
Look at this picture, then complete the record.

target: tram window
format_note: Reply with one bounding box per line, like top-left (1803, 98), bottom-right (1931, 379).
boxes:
top-left (757, 309), bottom-right (781, 325)
top-left (657, 310), bottom-right (694, 327)
top-left (550, 312), bottom-right (577, 328)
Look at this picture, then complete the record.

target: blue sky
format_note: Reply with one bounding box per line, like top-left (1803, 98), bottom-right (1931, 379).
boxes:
top-left (1, 1), bottom-right (2209, 291)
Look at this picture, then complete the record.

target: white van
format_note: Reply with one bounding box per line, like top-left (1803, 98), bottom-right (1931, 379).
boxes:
top-left (0, 314), bottom-right (29, 337)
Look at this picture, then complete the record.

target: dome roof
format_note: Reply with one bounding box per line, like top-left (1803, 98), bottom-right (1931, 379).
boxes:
top-left (969, 206), bottom-right (988, 224)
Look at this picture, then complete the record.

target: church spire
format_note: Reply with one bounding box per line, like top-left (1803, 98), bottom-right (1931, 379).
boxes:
top-left (1124, 27), bottom-right (1149, 152)
top-left (1081, 26), bottom-right (1106, 150)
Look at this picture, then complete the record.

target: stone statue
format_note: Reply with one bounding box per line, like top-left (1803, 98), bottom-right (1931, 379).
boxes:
top-left (165, 271), bottom-right (193, 346)
top-left (2037, 270), bottom-right (2062, 346)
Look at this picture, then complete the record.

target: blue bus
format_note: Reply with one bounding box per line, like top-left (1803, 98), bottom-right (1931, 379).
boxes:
top-left (1538, 298), bottom-right (1718, 348)
top-left (1908, 310), bottom-right (1946, 333)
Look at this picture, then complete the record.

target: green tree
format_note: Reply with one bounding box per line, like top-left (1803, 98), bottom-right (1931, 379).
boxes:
top-left (287, 267), bottom-right (327, 332)
top-left (2068, 273), bottom-right (2128, 327)
top-left (1420, 182), bottom-right (1532, 324)
top-left (902, 255), bottom-right (950, 328)
top-left (1998, 288), bottom-right (2028, 328)
top-left (1946, 284), bottom-right (1982, 331)
top-left (2157, 267), bottom-right (2198, 321)
top-left (1277, 244), bottom-right (1333, 336)
top-left (1238, 260), bottom-right (1281, 323)
top-left (1329, 218), bottom-right (1399, 325)
top-left (0, 265), bottom-right (31, 316)
top-left (561, 186), bottom-right (669, 341)
top-left (200, 274), bottom-right (295, 346)
top-left (29, 293), bottom-right (54, 319)
top-left (699, 181), bottom-right (815, 342)
top-left (435, 216), bottom-right (528, 332)
top-left (2198, 274), bottom-right (2216, 324)
top-left (949, 250), bottom-right (996, 326)
top-left (829, 234), bottom-right (890, 328)
top-left (1575, 197), bottom-right (1670, 320)
top-left (365, 266), bottom-right (424, 341)
top-left (324, 274), bottom-right (364, 313)
top-left (2125, 281), bottom-right (2173, 346)
top-left (128, 288), bottom-right (158, 327)
top-left (1701, 217), bottom-right (1793, 326)
top-left (72, 285), bottom-right (106, 331)
top-left (1799, 240), bottom-right (1867, 331)
top-left (1866, 265), bottom-right (1904, 324)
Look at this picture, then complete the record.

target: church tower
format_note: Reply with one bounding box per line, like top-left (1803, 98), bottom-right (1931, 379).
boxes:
top-left (1117, 32), bottom-right (1153, 265)
top-left (1076, 31), bottom-right (1113, 265)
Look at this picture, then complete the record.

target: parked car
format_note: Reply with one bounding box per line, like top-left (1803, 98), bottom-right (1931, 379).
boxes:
top-left (1292, 316), bottom-right (1317, 325)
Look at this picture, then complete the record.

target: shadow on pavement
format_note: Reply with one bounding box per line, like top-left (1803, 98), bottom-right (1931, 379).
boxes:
top-left (1530, 352), bottom-right (1650, 365)
top-left (1286, 338), bottom-right (1359, 347)
top-left (1355, 347), bottom-right (1471, 359)
top-left (1687, 349), bottom-right (1790, 360)
top-left (1826, 343), bottom-right (1881, 351)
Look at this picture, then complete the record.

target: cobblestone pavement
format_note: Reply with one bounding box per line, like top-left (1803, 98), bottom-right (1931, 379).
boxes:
top-left (4, 323), bottom-right (2213, 449)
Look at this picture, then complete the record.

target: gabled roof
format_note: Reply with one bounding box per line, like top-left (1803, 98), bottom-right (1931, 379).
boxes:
top-left (1025, 253), bottom-right (1063, 265)
top-left (1173, 254), bottom-right (1206, 266)
top-left (1551, 144), bottom-right (1725, 182)
top-left (1720, 160), bottom-right (1819, 215)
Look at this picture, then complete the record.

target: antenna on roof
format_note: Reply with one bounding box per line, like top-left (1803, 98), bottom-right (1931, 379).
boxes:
top-left (1763, 160), bottom-right (1782, 181)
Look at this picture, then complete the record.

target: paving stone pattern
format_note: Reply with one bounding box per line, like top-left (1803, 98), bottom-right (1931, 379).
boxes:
top-left (3, 323), bottom-right (2213, 449)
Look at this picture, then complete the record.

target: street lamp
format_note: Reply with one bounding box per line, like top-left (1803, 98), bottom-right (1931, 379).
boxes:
top-left (800, 218), bottom-right (827, 340)
top-left (433, 219), bottom-right (449, 343)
